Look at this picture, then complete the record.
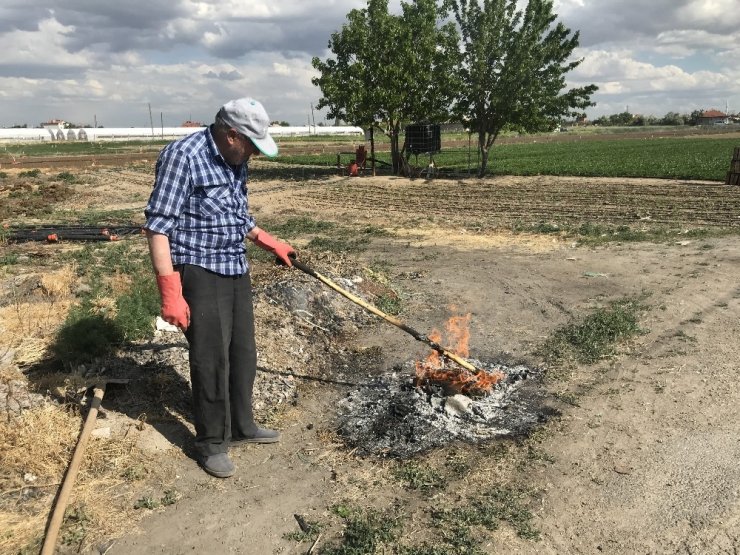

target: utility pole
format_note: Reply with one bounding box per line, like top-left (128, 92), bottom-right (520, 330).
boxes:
top-left (148, 103), bottom-right (154, 138)
top-left (310, 103), bottom-right (316, 132)
top-left (160, 112), bottom-right (164, 139)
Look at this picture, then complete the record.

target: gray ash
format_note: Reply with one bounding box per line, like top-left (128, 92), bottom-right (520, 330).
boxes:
top-left (336, 360), bottom-right (553, 458)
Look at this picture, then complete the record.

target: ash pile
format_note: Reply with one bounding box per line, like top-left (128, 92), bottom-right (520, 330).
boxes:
top-left (336, 360), bottom-right (551, 458)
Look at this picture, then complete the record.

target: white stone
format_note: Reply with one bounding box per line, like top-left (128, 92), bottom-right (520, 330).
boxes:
top-left (444, 394), bottom-right (472, 416)
top-left (155, 316), bottom-right (180, 332)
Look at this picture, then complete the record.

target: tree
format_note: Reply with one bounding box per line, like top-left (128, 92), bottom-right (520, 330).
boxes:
top-left (447, 0), bottom-right (597, 176)
top-left (312, 0), bottom-right (460, 173)
top-left (608, 111), bottom-right (633, 126)
top-left (688, 109), bottom-right (704, 126)
top-left (660, 112), bottom-right (684, 126)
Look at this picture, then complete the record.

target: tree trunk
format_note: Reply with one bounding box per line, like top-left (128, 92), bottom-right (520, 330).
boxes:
top-left (390, 130), bottom-right (401, 174)
top-left (477, 131), bottom-right (489, 178)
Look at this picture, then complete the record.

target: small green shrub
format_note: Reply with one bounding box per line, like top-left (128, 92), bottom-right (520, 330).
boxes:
top-left (393, 461), bottom-right (445, 492)
top-left (538, 297), bottom-right (645, 365)
top-left (56, 171), bottom-right (78, 182)
top-left (19, 169), bottom-right (41, 178)
top-left (323, 506), bottom-right (399, 555)
top-left (53, 310), bottom-right (124, 364)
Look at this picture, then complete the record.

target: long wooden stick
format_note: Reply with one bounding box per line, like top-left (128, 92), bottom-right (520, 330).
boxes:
top-left (290, 259), bottom-right (483, 374)
top-left (41, 384), bottom-right (106, 555)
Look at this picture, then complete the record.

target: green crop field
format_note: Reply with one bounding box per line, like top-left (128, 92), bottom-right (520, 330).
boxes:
top-left (272, 136), bottom-right (738, 181)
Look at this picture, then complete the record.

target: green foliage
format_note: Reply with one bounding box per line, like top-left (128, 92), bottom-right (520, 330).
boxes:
top-left (19, 169), bottom-right (42, 178)
top-left (0, 171), bottom-right (7, 179)
top-left (53, 309), bottom-right (124, 364)
top-left (56, 171), bottom-right (78, 183)
top-left (574, 223), bottom-right (718, 245)
top-left (312, 0), bottom-right (461, 172)
top-left (61, 505), bottom-right (91, 546)
top-left (133, 496), bottom-right (159, 510)
top-left (53, 243), bottom-right (159, 364)
top-left (323, 506), bottom-right (399, 555)
top-left (432, 486), bottom-right (540, 540)
top-left (375, 292), bottom-right (403, 315)
top-left (393, 461), bottom-right (446, 492)
top-left (266, 215), bottom-right (336, 238)
top-left (114, 274), bottom-right (160, 341)
top-left (448, 0), bottom-right (597, 176)
top-left (307, 235), bottom-right (370, 253)
top-left (539, 297), bottom-right (645, 365)
top-left (1, 139), bottom-right (167, 157)
top-left (270, 135), bottom-right (735, 181)
top-left (283, 518), bottom-right (323, 542)
top-left (1, 253), bottom-right (19, 266)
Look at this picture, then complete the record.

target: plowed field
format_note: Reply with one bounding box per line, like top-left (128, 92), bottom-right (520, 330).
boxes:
top-left (293, 175), bottom-right (740, 228)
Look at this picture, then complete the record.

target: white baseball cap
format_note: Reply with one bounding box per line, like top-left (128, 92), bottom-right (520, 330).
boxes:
top-left (218, 97), bottom-right (278, 157)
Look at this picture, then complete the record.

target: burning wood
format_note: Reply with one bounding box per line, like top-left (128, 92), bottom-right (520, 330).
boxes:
top-left (413, 314), bottom-right (504, 397)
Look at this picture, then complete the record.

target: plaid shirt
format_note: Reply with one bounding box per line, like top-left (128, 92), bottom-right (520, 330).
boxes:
top-left (145, 127), bottom-right (256, 276)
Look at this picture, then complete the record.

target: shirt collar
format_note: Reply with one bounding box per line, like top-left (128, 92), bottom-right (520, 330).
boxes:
top-left (205, 125), bottom-right (222, 161)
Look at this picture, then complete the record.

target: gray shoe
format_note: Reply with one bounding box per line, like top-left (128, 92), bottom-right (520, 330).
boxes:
top-left (198, 453), bottom-right (235, 478)
top-left (230, 428), bottom-right (281, 445)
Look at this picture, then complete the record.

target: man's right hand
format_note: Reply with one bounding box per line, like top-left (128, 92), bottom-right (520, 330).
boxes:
top-left (156, 272), bottom-right (190, 331)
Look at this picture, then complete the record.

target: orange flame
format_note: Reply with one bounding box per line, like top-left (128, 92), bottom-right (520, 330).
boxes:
top-left (414, 313), bottom-right (504, 397)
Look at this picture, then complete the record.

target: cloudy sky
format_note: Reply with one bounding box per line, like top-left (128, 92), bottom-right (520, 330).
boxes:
top-left (0, 0), bottom-right (738, 128)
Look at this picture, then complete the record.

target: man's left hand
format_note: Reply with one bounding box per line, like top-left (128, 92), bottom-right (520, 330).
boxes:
top-left (253, 230), bottom-right (296, 266)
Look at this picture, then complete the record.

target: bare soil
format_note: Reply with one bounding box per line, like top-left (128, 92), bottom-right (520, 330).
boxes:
top-left (2, 163), bottom-right (740, 554)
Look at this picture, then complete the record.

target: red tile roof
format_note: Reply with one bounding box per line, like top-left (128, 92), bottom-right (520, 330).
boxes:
top-left (701, 110), bottom-right (727, 118)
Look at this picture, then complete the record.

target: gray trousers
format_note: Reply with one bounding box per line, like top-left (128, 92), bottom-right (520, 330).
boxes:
top-left (179, 264), bottom-right (258, 457)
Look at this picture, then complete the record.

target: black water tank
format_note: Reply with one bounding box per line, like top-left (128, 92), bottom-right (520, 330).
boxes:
top-left (405, 123), bottom-right (441, 154)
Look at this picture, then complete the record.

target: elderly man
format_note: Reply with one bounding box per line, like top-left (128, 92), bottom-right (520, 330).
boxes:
top-left (144, 98), bottom-right (295, 478)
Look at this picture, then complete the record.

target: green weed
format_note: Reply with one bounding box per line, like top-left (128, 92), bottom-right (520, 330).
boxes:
top-left (375, 292), bottom-right (403, 315)
top-left (160, 489), bottom-right (180, 506)
top-left (266, 215), bottom-right (335, 238)
top-left (19, 169), bottom-right (41, 178)
top-left (538, 297), bottom-right (645, 366)
top-left (53, 242), bottom-right (159, 364)
top-left (307, 235), bottom-right (370, 253)
top-left (283, 518), bottom-right (323, 542)
top-left (56, 171), bottom-right (78, 183)
top-left (133, 496), bottom-right (159, 510)
top-left (61, 505), bottom-right (91, 546)
top-left (1, 253), bottom-right (19, 265)
top-left (393, 461), bottom-right (446, 492)
top-left (323, 506), bottom-right (399, 555)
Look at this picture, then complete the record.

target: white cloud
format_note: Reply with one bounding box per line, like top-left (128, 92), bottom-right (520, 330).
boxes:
top-left (0, 0), bottom-right (739, 125)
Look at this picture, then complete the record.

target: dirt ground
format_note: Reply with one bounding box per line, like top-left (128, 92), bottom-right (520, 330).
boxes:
top-left (3, 163), bottom-right (740, 554)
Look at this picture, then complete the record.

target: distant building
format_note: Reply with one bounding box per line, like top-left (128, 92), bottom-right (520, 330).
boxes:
top-left (181, 120), bottom-right (204, 127)
top-left (41, 119), bottom-right (66, 130)
top-left (698, 110), bottom-right (729, 125)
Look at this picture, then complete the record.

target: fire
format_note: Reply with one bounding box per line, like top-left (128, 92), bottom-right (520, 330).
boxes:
top-left (414, 313), bottom-right (504, 397)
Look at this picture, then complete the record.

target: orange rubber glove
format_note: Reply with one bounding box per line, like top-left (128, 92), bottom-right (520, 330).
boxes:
top-left (156, 272), bottom-right (190, 331)
top-left (253, 230), bottom-right (296, 267)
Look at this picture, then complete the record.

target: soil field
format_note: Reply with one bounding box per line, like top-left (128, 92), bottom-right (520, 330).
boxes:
top-left (2, 160), bottom-right (740, 554)
top-left (296, 176), bottom-right (740, 227)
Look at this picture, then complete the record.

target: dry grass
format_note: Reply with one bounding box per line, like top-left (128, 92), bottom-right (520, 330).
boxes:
top-left (0, 260), bottom-right (175, 552)
top-left (0, 265), bottom-right (77, 369)
top-left (0, 404), bottom-right (173, 553)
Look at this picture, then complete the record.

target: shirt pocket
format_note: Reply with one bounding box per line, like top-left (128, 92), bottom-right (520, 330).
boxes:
top-left (190, 178), bottom-right (234, 217)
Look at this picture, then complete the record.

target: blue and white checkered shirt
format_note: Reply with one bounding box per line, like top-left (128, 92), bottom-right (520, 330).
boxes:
top-left (144, 126), bottom-right (256, 276)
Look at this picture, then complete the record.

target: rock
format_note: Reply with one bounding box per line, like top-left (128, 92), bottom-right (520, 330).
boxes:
top-left (156, 316), bottom-right (179, 332)
top-left (444, 394), bottom-right (473, 416)
top-left (74, 283), bottom-right (92, 296)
